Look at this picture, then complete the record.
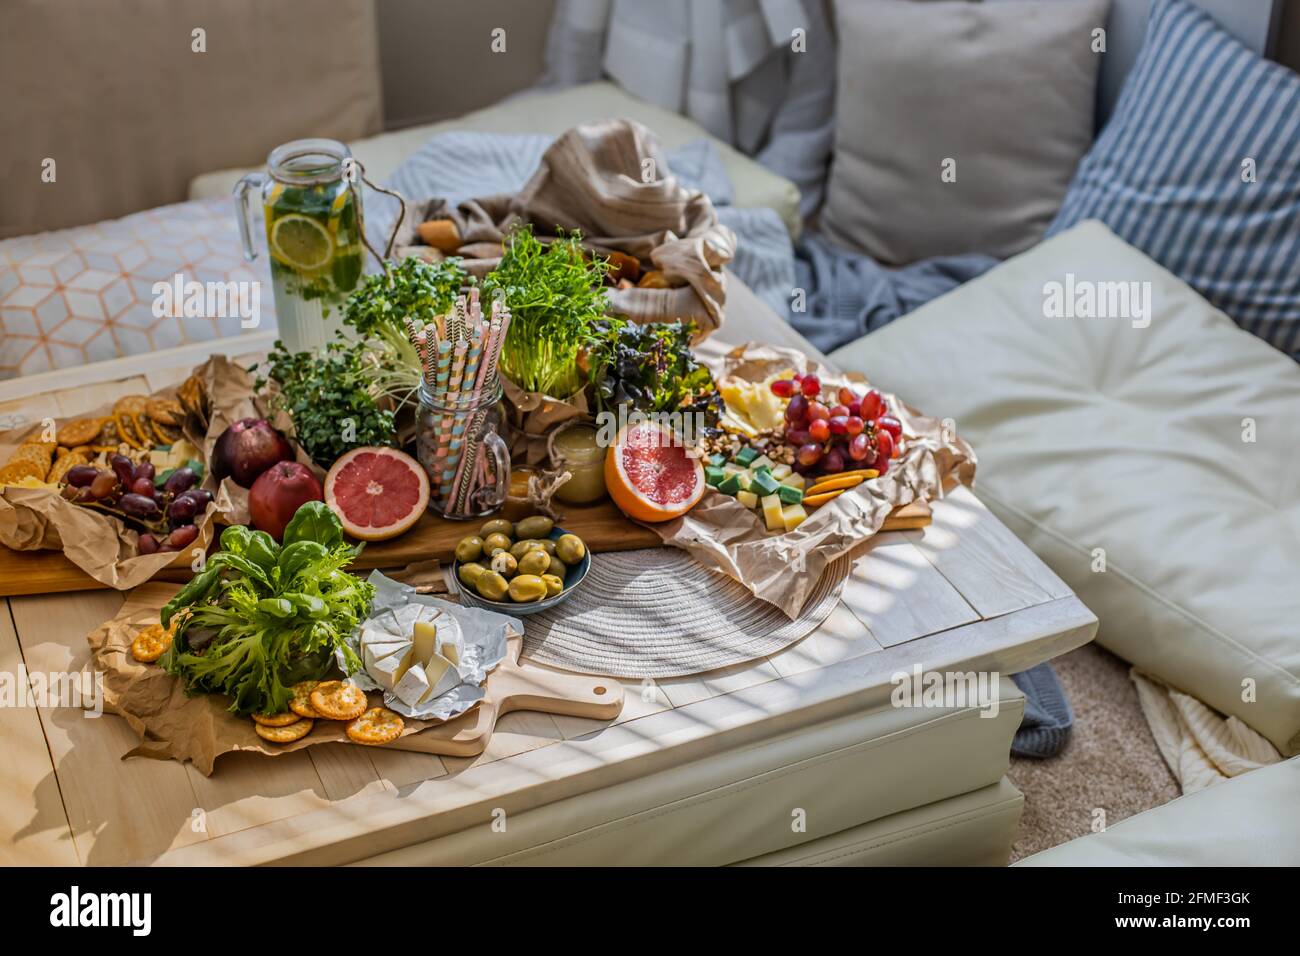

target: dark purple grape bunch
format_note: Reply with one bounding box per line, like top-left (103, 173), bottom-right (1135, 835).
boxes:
top-left (62, 453), bottom-right (212, 555)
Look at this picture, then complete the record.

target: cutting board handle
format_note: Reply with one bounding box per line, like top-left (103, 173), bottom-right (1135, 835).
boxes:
top-left (493, 664), bottom-right (624, 722)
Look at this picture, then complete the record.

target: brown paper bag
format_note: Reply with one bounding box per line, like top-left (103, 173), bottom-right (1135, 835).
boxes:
top-left (0, 387), bottom-right (223, 590)
top-left (642, 343), bottom-right (977, 617)
top-left (87, 583), bottom-right (449, 775)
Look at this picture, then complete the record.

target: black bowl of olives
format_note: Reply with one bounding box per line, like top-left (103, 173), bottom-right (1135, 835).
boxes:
top-left (450, 514), bottom-right (591, 617)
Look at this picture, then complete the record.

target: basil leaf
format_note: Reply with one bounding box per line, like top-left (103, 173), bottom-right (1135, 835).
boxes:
top-left (219, 525), bottom-right (252, 556)
top-left (245, 531), bottom-right (280, 572)
top-left (278, 540), bottom-right (329, 583)
top-left (161, 566), bottom-right (219, 626)
top-left (283, 500), bottom-right (343, 549)
top-left (256, 597), bottom-right (295, 618)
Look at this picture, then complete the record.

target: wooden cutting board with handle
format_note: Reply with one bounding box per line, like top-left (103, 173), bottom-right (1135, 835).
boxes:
top-left (386, 635), bottom-right (623, 757)
top-left (0, 496), bottom-right (931, 597)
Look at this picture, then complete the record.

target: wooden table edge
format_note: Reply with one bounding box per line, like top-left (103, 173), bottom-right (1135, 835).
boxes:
top-left (142, 595), bottom-right (1096, 866)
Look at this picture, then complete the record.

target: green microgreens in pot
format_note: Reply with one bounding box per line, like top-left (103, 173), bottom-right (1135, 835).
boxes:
top-left (481, 225), bottom-right (611, 398)
top-left (342, 256), bottom-right (470, 410)
top-left (254, 340), bottom-right (396, 469)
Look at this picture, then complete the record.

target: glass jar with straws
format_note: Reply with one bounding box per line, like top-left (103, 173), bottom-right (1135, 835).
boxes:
top-left (412, 288), bottom-right (513, 519)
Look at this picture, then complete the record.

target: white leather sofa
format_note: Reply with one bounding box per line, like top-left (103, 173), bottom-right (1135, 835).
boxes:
top-left (352, 680), bottom-right (1026, 866)
top-left (833, 221), bottom-right (1300, 760)
top-left (1018, 755), bottom-right (1300, 865)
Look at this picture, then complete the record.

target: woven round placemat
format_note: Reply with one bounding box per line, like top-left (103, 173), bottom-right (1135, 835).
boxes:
top-left (520, 548), bottom-right (850, 678)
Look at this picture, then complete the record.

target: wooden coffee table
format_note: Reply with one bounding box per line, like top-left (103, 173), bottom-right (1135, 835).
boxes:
top-left (0, 275), bottom-right (1096, 865)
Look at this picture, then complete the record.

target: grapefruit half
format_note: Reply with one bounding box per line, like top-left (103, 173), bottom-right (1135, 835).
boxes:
top-left (605, 420), bottom-right (706, 523)
top-left (324, 446), bottom-right (429, 541)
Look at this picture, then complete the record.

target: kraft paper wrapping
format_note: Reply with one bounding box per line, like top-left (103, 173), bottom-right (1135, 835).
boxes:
top-left (644, 344), bottom-right (977, 618)
top-left (500, 375), bottom-right (589, 467)
top-left (391, 120), bottom-right (735, 336)
top-left (86, 583), bottom-right (447, 776)
top-left (193, 355), bottom-right (326, 527)
top-left (0, 389), bottom-right (224, 591)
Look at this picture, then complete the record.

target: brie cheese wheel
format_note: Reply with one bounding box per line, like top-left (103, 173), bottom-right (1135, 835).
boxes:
top-left (370, 644), bottom-right (414, 690)
top-left (393, 662), bottom-right (432, 707)
top-left (363, 640), bottom-right (411, 671)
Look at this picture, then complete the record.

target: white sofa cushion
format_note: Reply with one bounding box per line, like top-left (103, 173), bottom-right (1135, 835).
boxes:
top-left (831, 220), bottom-right (1300, 755)
top-left (189, 81), bottom-right (803, 238)
top-left (1018, 756), bottom-right (1300, 866)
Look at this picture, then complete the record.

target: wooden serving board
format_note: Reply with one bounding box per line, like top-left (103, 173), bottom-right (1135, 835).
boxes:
top-left (0, 497), bottom-right (931, 597)
top-left (387, 635), bottom-right (623, 758)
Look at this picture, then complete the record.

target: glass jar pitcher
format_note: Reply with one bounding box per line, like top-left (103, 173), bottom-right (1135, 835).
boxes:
top-left (234, 138), bottom-right (366, 353)
top-left (416, 383), bottom-right (512, 519)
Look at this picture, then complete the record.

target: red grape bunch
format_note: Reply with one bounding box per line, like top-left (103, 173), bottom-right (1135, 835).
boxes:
top-left (770, 374), bottom-right (903, 477)
top-left (61, 453), bottom-right (212, 554)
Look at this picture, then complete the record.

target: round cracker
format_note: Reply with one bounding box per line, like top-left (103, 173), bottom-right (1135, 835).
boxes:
top-left (289, 681), bottom-right (322, 719)
top-left (57, 418), bottom-right (105, 447)
top-left (254, 718), bottom-right (313, 743)
top-left (309, 680), bottom-right (369, 720)
top-left (252, 711), bottom-right (300, 727)
top-left (0, 461), bottom-right (45, 484)
top-left (145, 397), bottom-right (186, 426)
top-left (48, 452), bottom-right (89, 485)
top-left (113, 395), bottom-right (148, 416)
top-left (130, 623), bottom-right (172, 663)
top-left (346, 707), bottom-right (405, 745)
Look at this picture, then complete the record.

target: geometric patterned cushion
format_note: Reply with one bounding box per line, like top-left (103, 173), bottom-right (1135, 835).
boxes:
top-left (0, 198), bottom-right (274, 379)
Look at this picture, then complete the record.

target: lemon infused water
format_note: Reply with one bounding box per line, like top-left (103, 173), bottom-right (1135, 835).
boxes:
top-left (235, 139), bottom-right (365, 353)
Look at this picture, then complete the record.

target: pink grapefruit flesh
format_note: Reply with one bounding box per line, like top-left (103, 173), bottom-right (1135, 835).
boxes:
top-left (324, 446), bottom-right (429, 541)
top-left (605, 421), bottom-right (705, 522)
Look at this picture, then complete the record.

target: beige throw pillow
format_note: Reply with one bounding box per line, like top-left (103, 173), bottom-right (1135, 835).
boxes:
top-left (823, 0), bottom-right (1108, 264)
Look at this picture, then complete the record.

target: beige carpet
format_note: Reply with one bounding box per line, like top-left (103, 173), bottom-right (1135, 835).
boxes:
top-left (1007, 642), bottom-right (1179, 862)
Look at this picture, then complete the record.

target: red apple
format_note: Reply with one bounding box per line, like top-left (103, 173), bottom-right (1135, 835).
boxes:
top-left (213, 417), bottom-right (294, 488)
top-left (248, 461), bottom-right (324, 541)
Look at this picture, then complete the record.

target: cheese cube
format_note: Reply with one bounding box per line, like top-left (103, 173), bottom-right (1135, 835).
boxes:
top-left (364, 640), bottom-right (411, 671)
top-left (735, 489), bottom-right (759, 509)
top-left (393, 663), bottom-right (431, 707)
top-left (770, 463), bottom-right (793, 481)
top-left (749, 454), bottom-right (775, 472)
top-left (781, 503), bottom-right (808, 532)
top-left (761, 494), bottom-right (784, 532)
top-left (782, 473), bottom-right (806, 490)
top-left (370, 644), bottom-right (413, 690)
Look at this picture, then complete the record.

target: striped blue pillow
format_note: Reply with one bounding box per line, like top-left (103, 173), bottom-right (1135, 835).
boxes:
top-left (1048, 0), bottom-right (1300, 360)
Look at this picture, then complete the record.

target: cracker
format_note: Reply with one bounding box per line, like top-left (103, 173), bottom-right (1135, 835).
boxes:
top-left (57, 417), bottom-right (105, 447)
top-left (0, 461), bottom-right (46, 484)
top-left (309, 680), bottom-right (369, 720)
top-left (113, 395), bottom-right (149, 416)
top-left (130, 623), bottom-right (172, 663)
top-left (145, 397), bottom-right (186, 426)
top-left (289, 681), bottom-right (323, 719)
top-left (251, 711), bottom-right (301, 727)
top-left (254, 719), bottom-right (313, 744)
top-left (346, 707), bottom-right (405, 745)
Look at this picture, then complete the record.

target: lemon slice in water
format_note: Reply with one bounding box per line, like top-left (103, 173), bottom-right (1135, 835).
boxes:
top-left (270, 214), bottom-right (333, 272)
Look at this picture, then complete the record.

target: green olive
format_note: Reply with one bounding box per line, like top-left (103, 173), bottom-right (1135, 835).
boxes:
top-left (514, 515), bottom-right (554, 540)
top-left (508, 574), bottom-right (547, 602)
top-left (517, 549), bottom-right (551, 576)
top-left (457, 562), bottom-right (487, 588)
top-left (454, 535), bottom-right (484, 563)
top-left (475, 570), bottom-right (510, 601)
top-left (555, 533), bottom-right (587, 565)
top-left (546, 553), bottom-right (568, 576)
top-left (510, 538), bottom-right (547, 560)
top-left (480, 518), bottom-right (514, 538)
top-left (483, 532), bottom-right (513, 555)
top-left (540, 573), bottom-right (565, 598)
top-left (490, 551), bottom-right (518, 577)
